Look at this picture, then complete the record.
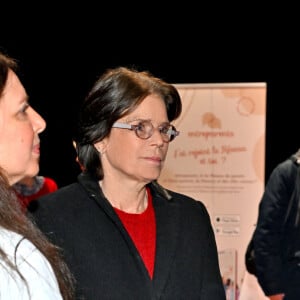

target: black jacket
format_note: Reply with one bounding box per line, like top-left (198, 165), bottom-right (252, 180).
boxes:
top-left (253, 152), bottom-right (300, 299)
top-left (29, 172), bottom-right (225, 300)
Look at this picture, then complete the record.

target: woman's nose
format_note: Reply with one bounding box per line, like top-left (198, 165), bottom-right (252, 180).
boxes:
top-left (30, 107), bottom-right (46, 134)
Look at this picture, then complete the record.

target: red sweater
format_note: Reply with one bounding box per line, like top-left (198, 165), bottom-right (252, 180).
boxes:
top-left (114, 189), bottom-right (156, 278)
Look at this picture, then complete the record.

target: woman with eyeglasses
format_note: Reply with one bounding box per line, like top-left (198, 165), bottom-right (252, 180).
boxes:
top-left (29, 66), bottom-right (226, 299)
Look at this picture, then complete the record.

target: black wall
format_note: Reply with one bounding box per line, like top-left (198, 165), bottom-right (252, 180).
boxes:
top-left (2, 15), bottom-right (299, 188)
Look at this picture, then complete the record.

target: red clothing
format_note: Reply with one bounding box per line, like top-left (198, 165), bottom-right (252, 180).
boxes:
top-left (114, 188), bottom-right (156, 278)
top-left (15, 177), bottom-right (58, 208)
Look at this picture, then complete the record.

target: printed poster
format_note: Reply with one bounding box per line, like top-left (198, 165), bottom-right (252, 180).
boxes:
top-left (158, 83), bottom-right (267, 299)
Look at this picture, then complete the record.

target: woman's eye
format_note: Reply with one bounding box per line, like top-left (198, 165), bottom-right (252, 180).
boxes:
top-left (20, 103), bottom-right (30, 114)
top-left (136, 122), bottom-right (146, 131)
top-left (160, 126), bottom-right (170, 134)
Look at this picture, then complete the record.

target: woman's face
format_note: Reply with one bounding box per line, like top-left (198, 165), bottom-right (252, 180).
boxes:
top-left (97, 94), bottom-right (172, 184)
top-left (0, 69), bottom-right (46, 185)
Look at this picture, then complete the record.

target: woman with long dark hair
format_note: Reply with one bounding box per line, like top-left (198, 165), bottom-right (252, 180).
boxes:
top-left (0, 51), bottom-right (74, 299)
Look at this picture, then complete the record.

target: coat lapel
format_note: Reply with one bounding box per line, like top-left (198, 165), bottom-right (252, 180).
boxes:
top-left (152, 194), bottom-right (180, 297)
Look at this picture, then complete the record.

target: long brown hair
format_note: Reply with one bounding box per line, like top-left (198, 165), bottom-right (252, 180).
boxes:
top-left (0, 51), bottom-right (75, 299)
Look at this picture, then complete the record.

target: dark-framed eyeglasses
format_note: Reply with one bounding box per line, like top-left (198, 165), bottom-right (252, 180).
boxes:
top-left (112, 120), bottom-right (180, 142)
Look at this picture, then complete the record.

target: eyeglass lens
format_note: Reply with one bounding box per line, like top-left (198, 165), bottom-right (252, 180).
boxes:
top-left (112, 120), bottom-right (179, 142)
top-left (133, 120), bottom-right (178, 142)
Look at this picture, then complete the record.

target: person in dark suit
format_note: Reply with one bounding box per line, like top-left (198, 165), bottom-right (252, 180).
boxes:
top-left (29, 66), bottom-right (225, 299)
top-left (253, 149), bottom-right (300, 300)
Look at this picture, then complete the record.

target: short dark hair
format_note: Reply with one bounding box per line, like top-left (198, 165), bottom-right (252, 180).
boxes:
top-left (75, 66), bottom-right (182, 180)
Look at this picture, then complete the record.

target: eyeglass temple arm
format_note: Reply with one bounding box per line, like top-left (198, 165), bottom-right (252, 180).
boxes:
top-left (112, 122), bottom-right (132, 129)
top-left (170, 129), bottom-right (180, 136)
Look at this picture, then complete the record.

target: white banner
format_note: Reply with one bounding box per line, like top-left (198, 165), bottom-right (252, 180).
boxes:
top-left (158, 83), bottom-right (267, 299)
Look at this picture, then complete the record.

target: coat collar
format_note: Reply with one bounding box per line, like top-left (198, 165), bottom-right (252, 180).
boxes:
top-left (77, 172), bottom-right (181, 297)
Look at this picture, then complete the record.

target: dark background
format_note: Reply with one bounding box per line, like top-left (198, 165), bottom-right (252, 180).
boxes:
top-left (1, 9), bottom-right (299, 188)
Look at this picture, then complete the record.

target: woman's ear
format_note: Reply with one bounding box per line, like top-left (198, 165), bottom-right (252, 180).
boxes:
top-left (94, 140), bottom-right (107, 154)
top-left (94, 142), bottom-right (102, 153)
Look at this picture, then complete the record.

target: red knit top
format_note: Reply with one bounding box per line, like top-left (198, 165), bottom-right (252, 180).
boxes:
top-left (114, 188), bottom-right (156, 279)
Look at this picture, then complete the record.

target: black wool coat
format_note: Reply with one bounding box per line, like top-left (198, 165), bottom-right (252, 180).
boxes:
top-left (29, 172), bottom-right (226, 300)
